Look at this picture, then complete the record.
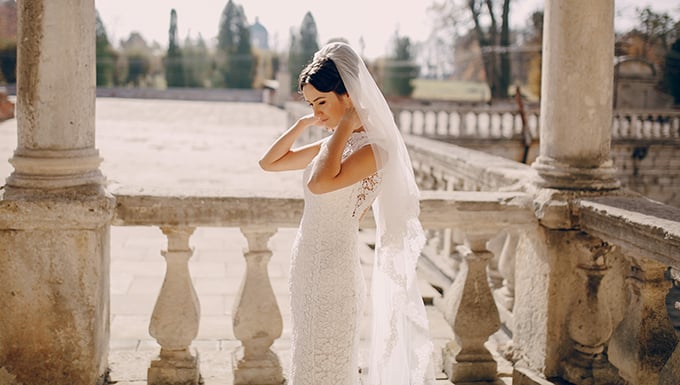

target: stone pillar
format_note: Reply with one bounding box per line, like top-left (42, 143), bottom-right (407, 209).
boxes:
top-left (532, 0), bottom-right (620, 190)
top-left (0, 1), bottom-right (114, 384)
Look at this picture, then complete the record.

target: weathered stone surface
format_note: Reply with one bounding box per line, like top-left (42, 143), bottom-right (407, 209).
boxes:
top-left (0, 197), bottom-right (113, 385)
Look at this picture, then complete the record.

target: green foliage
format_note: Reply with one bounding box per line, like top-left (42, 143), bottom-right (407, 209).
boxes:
top-left (665, 39), bottom-right (680, 105)
top-left (216, 0), bottom-right (255, 88)
top-left (635, 7), bottom-right (679, 51)
top-left (381, 35), bottom-right (419, 97)
top-left (288, 12), bottom-right (319, 93)
top-left (182, 34), bottom-right (212, 87)
top-left (120, 33), bottom-right (153, 86)
top-left (96, 10), bottom-right (116, 87)
top-left (434, 0), bottom-right (512, 99)
top-left (165, 9), bottom-right (185, 87)
top-left (0, 39), bottom-right (16, 84)
top-left (126, 53), bottom-right (151, 86)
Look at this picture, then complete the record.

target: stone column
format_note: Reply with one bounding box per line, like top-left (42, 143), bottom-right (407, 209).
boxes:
top-left (0, 1), bottom-right (114, 385)
top-left (532, 0), bottom-right (620, 190)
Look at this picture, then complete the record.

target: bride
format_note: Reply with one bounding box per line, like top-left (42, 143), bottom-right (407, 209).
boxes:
top-left (259, 42), bottom-right (434, 385)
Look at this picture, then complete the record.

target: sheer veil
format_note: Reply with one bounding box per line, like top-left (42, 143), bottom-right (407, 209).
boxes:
top-left (314, 42), bottom-right (435, 385)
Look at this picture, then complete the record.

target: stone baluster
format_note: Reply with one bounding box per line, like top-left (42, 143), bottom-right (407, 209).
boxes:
top-left (474, 112), bottom-right (483, 137)
top-left (392, 108), bottom-right (402, 132)
top-left (440, 111), bottom-right (450, 136)
top-left (485, 232), bottom-right (505, 290)
top-left (148, 226), bottom-right (201, 385)
top-left (429, 110), bottom-right (437, 135)
top-left (232, 227), bottom-right (283, 385)
top-left (405, 110), bottom-right (414, 134)
top-left (495, 231), bottom-right (518, 312)
top-left (608, 256), bottom-right (678, 385)
top-left (490, 112), bottom-right (501, 138)
top-left (441, 230), bottom-right (501, 383)
top-left (563, 234), bottom-right (621, 384)
top-left (459, 110), bottom-right (469, 137)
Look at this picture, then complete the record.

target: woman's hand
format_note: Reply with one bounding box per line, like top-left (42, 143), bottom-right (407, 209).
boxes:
top-left (337, 106), bottom-right (362, 134)
top-left (298, 113), bottom-right (321, 129)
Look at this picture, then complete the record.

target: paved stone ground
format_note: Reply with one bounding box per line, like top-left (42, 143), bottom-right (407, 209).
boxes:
top-left (0, 97), bottom-right (512, 384)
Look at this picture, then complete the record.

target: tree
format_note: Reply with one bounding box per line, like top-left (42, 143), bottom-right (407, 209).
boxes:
top-left (0, 39), bottom-right (16, 84)
top-left (381, 33), bottom-right (420, 97)
top-left (618, 7), bottom-right (680, 97)
top-left (95, 10), bottom-right (116, 87)
top-left (120, 32), bottom-right (152, 86)
top-left (182, 34), bottom-right (211, 87)
top-left (431, 0), bottom-right (512, 100)
top-left (165, 9), bottom-right (184, 87)
top-left (288, 12), bottom-right (319, 93)
top-left (525, 11), bottom-right (543, 100)
top-left (0, 0), bottom-right (17, 84)
top-left (665, 38), bottom-right (680, 105)
top-left (216, 0), bottom-right (255, 88)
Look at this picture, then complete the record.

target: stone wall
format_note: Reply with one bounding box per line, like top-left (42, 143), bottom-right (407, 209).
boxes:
top-left (611, 140), bottom-right (680, 207)
top-left (446, 139), bottom-right (680, 208)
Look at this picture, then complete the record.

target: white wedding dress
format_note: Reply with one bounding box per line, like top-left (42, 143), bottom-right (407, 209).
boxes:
top-left (289, 131), bottom-right (381, 385)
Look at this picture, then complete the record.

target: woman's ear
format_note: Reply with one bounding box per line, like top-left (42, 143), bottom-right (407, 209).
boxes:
top-left (344, 95), bottom-right (353, 109)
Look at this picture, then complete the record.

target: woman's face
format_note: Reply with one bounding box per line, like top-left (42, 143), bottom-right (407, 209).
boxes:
top-left (302, 83), bottom-right (349, 130)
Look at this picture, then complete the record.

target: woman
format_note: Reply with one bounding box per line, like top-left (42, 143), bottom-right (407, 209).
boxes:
top-left (259, 42), bottom-right (434, 385)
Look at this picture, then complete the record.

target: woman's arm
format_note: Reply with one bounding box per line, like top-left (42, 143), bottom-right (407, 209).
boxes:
top-left (307, 108), bottom-right (377, 194)
top-left (259, 114), bottom-right (323, 171)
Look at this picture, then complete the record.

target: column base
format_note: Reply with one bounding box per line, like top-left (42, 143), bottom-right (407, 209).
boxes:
top-left (6, 148), bottom-right (105, 191)
top-left (232, 346), bottom-right (283, 385)
top-left (148, 349), bottom-right (200, 385)
top-left (532, 156), bottom-right (620, 191)
top-left (562, 352), bottom-right (623, 385)
top-left (442, 346), bottom-right (498, 383)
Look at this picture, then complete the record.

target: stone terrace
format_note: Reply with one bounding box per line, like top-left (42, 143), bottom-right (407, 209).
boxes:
top-left (0, 98), bottom-right (501, 384)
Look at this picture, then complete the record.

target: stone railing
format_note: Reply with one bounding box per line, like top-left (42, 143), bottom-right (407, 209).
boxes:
top-left (389, 102), bottom-right (680, 141)
top-left (391, 102), bottom-right (540, 141)
top-left (403, 134), bottom-right (680, 384)
top-left (110, 184), bottom-right (535, 385)
top-left (109, 177), bottom-right (680, 384)
top-left (612, 109), bottom-right (680, 140)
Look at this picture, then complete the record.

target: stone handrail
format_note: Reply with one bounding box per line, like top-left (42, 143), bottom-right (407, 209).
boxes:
top-left (612, 109), bottom-right (680, 140)
top-left (108, 182), bottom-right (680, 384)
top-left (390, 102), bottom-right (680, 141)
top-left (578, 195), bottom-right (680, 268)
top-left (109, 185), bottom-right (534, 384)
top-left (574, 195), bottom-right (680, 383)
top-left (391, 103), bottom-right (541, 141)
top-left (287, 101), bottom-right (680, 142)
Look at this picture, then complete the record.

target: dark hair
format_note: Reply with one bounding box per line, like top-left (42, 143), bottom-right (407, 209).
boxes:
top-left (298, 57), bottom-right (347, 95)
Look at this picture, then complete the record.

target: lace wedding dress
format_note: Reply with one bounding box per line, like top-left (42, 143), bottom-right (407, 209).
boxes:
top-left (289, 131), bottom-right (381, 385)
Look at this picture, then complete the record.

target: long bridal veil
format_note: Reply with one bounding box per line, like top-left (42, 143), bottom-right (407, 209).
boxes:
top-left (314, 42), bottom-right (435, 385)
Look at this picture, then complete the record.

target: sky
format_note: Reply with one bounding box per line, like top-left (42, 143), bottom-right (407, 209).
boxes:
top-left (95, 0), bottom-right (680, 60)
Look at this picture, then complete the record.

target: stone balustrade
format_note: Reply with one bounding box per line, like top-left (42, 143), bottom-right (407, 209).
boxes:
top-left (287, 101), bottom-right (680, 144)
top-left (612, 110), bottom-right (680, 140)
top-left (107, 178), bottom-right (680, 384)
top-left (390, 102), bottom-right (680, 142)
top-left (391, 102), bottom-right (540, 141)
top-left (109, 183), bottom-right (536, 384)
